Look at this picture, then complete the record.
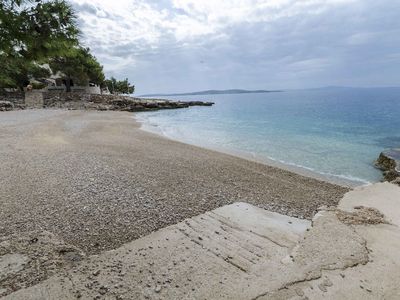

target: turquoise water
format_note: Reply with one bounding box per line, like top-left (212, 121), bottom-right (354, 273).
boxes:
top-left (137, 88), bottom-right (400, 186)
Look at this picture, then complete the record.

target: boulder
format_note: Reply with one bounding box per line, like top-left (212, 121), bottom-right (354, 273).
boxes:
top-left (375, 149), bottom-right (400, 182)
top-left (0, 101), bottom-right (14, 111)
top-left (392, 177), bottom-right (400, 186)
top-left (185, 101), bottom-right (214, 106)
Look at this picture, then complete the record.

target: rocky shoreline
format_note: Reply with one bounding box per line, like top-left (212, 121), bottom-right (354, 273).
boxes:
top-left (0, 93), bottom-right (214, 112)
top-left (0, 100), bottom-right (15, 111)
top-left (375, 148), bottom-right (400, 185)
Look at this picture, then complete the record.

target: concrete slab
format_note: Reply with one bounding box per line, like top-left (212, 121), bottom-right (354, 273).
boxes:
top-left (260, 182), bottom-right (400, 300)
top-left (339, 182), bottom-right (400, 226)
top-left (4, 202), bottom-right (313, 300)
top-left (4, 186), bottom-right (400, 300)
top-left (0, 254), bottom-right (30, 281)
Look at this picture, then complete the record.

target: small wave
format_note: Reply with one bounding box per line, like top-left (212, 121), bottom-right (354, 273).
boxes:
top-left (136, 114), bottom-right (372, 186)
top-left (265, 156), bottom-right (371, 185)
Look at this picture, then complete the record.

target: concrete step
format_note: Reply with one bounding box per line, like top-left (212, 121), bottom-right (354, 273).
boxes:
top-left (3, 183), bottom-right (400, 299)
top-left (3, 202), bottom-right (310, 299)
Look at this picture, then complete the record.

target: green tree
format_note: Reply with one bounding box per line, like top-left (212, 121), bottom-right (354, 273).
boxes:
top-left (0, 0), bottom-right (79, 89)
top-left (104, 77), bottom-right (134, 94)
top-left (49, 47), bottom-right (105, 92)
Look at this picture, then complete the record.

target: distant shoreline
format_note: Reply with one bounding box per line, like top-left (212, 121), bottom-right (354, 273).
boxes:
top-left (139, 86), bottom-right (400, 97)
top-left (139, 89), bottom-right (283, 97)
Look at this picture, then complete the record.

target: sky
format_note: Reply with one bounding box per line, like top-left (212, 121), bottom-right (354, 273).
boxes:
top-left (69, 0), bottom-right (400, 94)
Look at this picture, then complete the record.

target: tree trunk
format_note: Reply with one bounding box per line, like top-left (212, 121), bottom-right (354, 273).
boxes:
top-left (65, 77), bottom-right (71, 92)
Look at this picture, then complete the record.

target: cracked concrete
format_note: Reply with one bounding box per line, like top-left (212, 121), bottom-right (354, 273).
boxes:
top-left (257, 182), bottom-right (400, 300)
top-left (2, 183), bottom-right (400, 299)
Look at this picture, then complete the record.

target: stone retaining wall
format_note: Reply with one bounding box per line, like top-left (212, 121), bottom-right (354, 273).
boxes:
top-left (25, 91), bottom-right (44, 108)
top-left (0, 91), bottom-right (25, 105)
top-left (42, 91), bottom-right (91, 107)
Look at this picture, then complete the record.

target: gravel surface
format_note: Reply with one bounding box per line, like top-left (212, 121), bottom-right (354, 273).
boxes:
top-left (0, 109), bottom-right (349, 254)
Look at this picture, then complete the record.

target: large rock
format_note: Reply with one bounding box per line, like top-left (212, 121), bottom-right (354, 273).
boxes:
top-left (375, 149), bottom-right (400, 183)
top-left (0, 101), bottom-right (14, 111)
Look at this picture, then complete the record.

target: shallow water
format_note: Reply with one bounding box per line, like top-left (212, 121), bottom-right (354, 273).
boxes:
top-left (137, 87), bottom-right (400, 186)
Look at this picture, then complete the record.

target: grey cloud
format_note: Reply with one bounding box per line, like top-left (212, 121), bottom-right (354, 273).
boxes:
top-left (73, 3), bottom-right (97, 15)
top-left (72, 0), bottom-right (400, 94)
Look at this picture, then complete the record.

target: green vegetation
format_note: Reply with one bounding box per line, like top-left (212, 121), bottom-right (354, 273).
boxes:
top-left (49, 47), bottom-right (105, 92)
top-left (104, 77), bottom-right (135, 95)
top-left (0, 0), bottom-right (106, 91)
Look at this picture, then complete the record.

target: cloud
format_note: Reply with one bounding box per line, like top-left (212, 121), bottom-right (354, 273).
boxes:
top-left (69, 0), bottom-right (400, 93)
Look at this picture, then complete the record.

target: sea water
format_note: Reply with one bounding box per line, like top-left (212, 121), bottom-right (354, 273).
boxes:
top-left (137, 87), bottom-right (400, 186)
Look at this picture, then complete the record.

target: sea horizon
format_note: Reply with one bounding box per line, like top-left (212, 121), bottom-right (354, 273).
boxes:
top-left (137, 85), bottom-right (400, 98)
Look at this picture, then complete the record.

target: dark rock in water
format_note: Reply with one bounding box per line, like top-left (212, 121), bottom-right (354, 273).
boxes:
top-left (184, 101), bottom-right (214, 106)
top-left (0, 100), bottom-right (14, 111)
top-left (375, 149), bottom-right (400, 183)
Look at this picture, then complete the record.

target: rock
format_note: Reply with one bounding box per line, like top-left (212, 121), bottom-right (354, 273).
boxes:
top-left (185, 101), bottom-right (214, 107)
top-left (155, 285), bottom-right (162, 293)
top-left (0, 101), bottom-right (14, 111)
top-left (42, 93), bottom-right (214, 112)
top-left (99, 286), bottom-right (108, 295)
top-left (383, 170), bottom-right (399, 182)
top-left (375, 149), bottom-right (400, 182)
top-left (392, 177), bottom-right (400, 186)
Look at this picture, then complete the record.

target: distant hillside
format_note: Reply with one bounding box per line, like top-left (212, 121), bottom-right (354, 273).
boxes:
top-left (139, 89), bottom-right (282, 97)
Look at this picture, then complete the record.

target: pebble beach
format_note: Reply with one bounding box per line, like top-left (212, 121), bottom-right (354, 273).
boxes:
top-left (0, 109), bottom-right (348, 254)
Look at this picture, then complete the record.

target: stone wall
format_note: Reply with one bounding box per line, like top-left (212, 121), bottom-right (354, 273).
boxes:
top-left (0, 91), bottom-right (25, 105)
top-left (46, 85), bottom-right (101, 94)
top-left (43, 91), bottom-right (91, 107)
top-left (25, 91), bottom-right (44, 108)
top-left (43, 92), bottom-right (135, 106)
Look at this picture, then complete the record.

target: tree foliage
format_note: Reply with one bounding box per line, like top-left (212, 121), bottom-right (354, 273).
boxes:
top-left (49, 47), bottom-right (105, 91)
top-left (104, 77), bottom-right (135, 94)
top-left (0, 0), bottom-right (105, 90)
top-left (0, 0), bottom-right (79, 60)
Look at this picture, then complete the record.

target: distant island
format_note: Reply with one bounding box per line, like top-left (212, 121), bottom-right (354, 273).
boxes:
top-left (139, 89), bottom-right (282, 97)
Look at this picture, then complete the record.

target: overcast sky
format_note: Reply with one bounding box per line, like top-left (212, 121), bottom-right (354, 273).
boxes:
top-left (69, 0), bottom-right (400, 94)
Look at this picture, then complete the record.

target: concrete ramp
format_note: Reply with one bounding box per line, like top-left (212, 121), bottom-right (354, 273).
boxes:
top-left (4, 202), bottom-right (310, 299)
top-left (264, 182), bottom-right (400, 300)
top-left (3, 184), bottom-right (400, 299)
